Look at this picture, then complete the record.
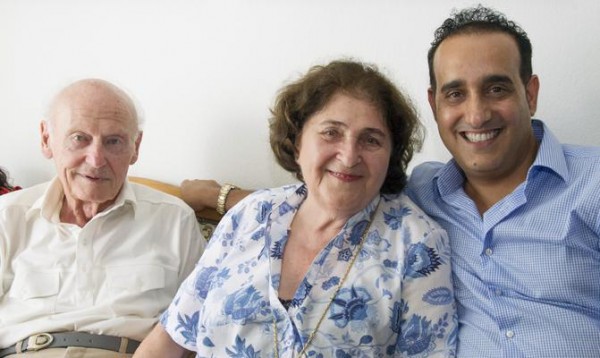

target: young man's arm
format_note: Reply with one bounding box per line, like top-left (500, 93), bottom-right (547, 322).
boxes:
top-left (180, 179), bottom-right (252, 213)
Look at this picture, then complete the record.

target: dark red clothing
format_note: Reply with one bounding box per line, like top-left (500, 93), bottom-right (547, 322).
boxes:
top-left (0, 185), bottom-right (21, 195)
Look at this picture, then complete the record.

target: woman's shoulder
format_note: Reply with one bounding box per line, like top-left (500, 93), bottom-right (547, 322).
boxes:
top-left (380, 191), bottom-right (431, 216)
top-left (220, 183), bottom-right (303, 226)
top-left (378, 191), bottom-right (447, 240)
top-left (233, 183), bottom-right (303, 209)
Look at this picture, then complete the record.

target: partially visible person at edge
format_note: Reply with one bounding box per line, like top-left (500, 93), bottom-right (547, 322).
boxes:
top-left (178, 5), bottom-right (600, 358)
top-left (0, 168), bottom-right (21, 195)
top-left (0, 79), bottom-right (205, 357)
top-left (134, 60), bottom-right (457, 357)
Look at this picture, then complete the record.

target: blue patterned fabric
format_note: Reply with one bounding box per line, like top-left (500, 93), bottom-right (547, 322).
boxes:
top-left (162, 184), bottom-right (457, 357)
top-left (407, 120), bottom-right (600, 358)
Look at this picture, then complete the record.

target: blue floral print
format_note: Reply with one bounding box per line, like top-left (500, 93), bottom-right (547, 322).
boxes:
top-left (322, 276), bottom-right (341, 290)
top-left (225, 336), bottom-right (261, 357)
top-left (423, 287), bottom-right (453, 306)
top-left (255, 201), bottom-right (273, 223)
top-left (404, 243), bottom-right (442, 279)
top-left (161, 184), bottom-right (457, 357)
top-left (195, 266), bottom-right (230, 299)
top-left (384, 205), bottom-right (413, 230)
top-left (194, 266), bottom-right (218, 299)
top-left (400, 314), bottom-right (435, 354)
top-left (176, 311), bottom-right (199, 345)
top-left (330, 286), bottom-right (373, 328)
top-left (223, 286), bottom-right (268, 322)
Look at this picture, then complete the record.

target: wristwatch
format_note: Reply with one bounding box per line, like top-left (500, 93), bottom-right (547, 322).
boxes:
top-left (216, 184), bottom-right (238, 215)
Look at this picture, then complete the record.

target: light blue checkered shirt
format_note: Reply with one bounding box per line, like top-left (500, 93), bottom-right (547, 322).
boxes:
top-left (407, 120), bottom-right (600, 358)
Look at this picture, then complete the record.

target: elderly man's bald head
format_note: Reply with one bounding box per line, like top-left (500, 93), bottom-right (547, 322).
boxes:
top-left (46, 79), bottom-right (141, 134)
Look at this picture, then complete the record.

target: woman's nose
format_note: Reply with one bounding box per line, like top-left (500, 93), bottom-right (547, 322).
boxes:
top-left (337, 140), bottom-right (361, 168)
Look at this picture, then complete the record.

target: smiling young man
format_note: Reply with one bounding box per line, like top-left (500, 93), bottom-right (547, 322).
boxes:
top-left (407, 5), bottom-right (600, 357)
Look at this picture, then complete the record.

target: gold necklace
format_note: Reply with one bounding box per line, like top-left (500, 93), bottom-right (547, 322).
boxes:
top-left (272, 209), bottom-right (376, 357)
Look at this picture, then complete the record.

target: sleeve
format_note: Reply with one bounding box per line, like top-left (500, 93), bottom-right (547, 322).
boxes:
top-left (397, 221), bottom-right (458, 357)
top-left (160, 196), bottom-right (253, 351)
top-left (0, 229), bottom-right (5, 297)
top-left (595, 191), bottom-right (600, 241)
top-left (176, 210), bottom-right (207, 281)
top-left (0, 207), bottom-right (11, 297)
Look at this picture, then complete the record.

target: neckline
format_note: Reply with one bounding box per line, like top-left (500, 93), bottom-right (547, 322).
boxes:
top-left (272, 201), bottom-right (379, 357)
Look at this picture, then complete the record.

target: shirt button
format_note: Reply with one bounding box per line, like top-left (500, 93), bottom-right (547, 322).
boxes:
top-left (485, 248), bottom-right (493, 256)
top-left (494, 288), bottom-right (502, 296)
top-left (506, 330), bottom-right (515, 339)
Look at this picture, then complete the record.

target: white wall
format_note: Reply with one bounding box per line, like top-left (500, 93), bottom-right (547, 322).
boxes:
top-left (2, 0), bottom-right (599, 189)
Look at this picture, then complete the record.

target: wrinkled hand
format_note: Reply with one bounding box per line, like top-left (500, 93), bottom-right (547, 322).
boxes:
top-left (180, 179), bottom-right (221, 211)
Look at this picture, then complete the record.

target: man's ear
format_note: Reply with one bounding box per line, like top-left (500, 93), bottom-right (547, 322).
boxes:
top-left (525, 75), bottom-right (540, 116)
top-left (427, 87), bottom-right (437, 120)
top-left (40, 120), bottom-right (53, 159)
top-left (130, 131), bottom-right (143, 165)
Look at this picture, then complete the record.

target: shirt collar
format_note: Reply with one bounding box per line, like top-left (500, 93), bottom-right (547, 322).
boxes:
top-left (28, 177), bottom-right (137, 223)
top-left (432, 159), bottom-right (465, 198)
top-left (529, 119), bottom-right (569, 182)
top-left (433, 119), bottom-right (568, 197)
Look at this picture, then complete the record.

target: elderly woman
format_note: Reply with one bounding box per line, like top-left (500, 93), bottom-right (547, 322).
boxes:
top-left (135, 60), bottom-right (457, 357)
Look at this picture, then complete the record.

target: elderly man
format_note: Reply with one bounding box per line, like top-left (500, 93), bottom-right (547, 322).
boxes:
top-left (0, 79), bottom-right (205, 357)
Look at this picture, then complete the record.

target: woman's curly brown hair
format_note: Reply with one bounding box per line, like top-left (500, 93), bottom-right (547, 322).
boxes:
top-left (269, 60), bottom-right (423, 194)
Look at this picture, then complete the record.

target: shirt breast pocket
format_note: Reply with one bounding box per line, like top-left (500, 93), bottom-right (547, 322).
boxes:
top-left (1, 270), bottom-right (60, 325)
top-left (104, 264), bottom-right (167, 317)
top-left (8, 270), bottom-right (59, 300)
top-left (107, 264), bottom-right (165, 293)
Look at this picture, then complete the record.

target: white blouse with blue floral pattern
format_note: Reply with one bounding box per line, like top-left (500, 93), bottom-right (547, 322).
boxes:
top-left (161, 184), bottom-right (457, 357)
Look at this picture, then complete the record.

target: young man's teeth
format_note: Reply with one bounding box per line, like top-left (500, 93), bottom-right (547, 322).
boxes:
top-left (464, 131), bottom-right (497, 142)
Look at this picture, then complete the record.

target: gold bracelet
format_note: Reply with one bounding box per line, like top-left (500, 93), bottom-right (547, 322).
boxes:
top-left (216, 184), bottom-right (238, 215)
